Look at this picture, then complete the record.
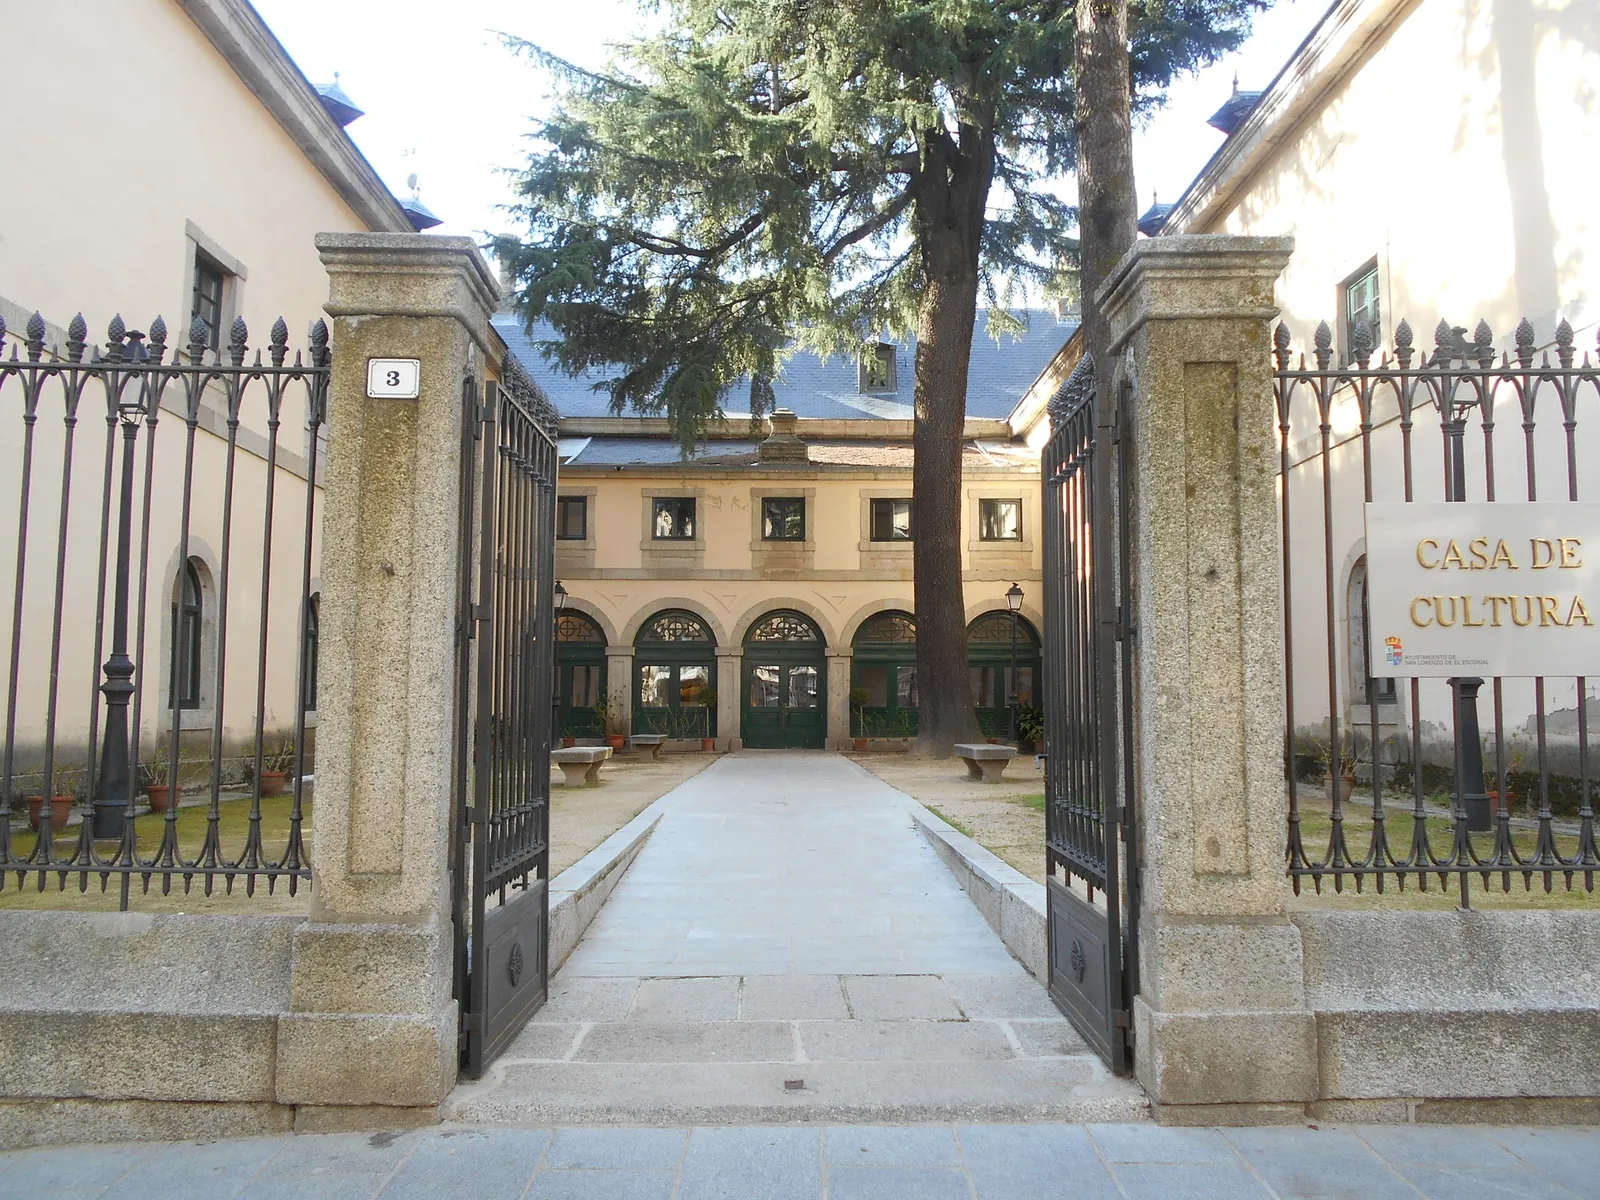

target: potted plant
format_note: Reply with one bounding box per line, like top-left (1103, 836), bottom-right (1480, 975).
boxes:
top-left (592, 697), bottom-right (627, 752)
top-left (257, 739), bottom-right (296, 797)
top-left (1016, 705), bottom-right (1044, 754)
top-left (697, 691), bottom-right (717, 751)
top-left (142, 754), bottom-right (175, 813)
top-left (849, 687), bottom-right (871, 752)
top-left (28, 764), bottom-right (76, 834)
top-left (1331, 751), bottom-right (1357, 803)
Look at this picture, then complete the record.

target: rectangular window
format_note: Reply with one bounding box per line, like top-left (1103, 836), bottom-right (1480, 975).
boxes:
top-left (761, 497), bottom-right (805, 541)
top-left (1342, 262), bottom-right (1380, 361)
top-left (970, 666), bottom-right (997, 708)
top-left (896, 665), bottom-right (918, 709)
top-left (557, 496), bottom-right (587, 540)
top-left (859, 342), bottom-right (897, 393)
top-left (638, 664), bottom-right (672, 707)
top-left (570, 664), bottom-right (601, 708)
top-left (750, 665), bottom-right (780, 707)
top-left (857, 666), bottom-right (889, 708)
top-left (869, 498), bottom-right (913, 542)
top-left (679, 665), bottom-right (710, 705)
top-left (191, 253), bottom-right (226, 353)
top-left (979, 498), bottom-right (1022, 541)
top-left (651, 497), bottom-right (696, 540)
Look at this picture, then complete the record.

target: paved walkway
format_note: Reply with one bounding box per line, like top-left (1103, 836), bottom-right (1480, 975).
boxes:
top-left (448, 752), bottom-right (1144, 1123)
top-left (3, 1122), bottom-right (1597, 1198)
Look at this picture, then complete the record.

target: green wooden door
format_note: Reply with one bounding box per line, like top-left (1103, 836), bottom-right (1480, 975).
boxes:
top-left (967, 612), bottom-right (1041, 741)
top-left (556, 611), bottom-right (607, 739)
top-left (851, 611), bottom-right (919, 739)
top-left (741, 611), bottom-right (826, 749)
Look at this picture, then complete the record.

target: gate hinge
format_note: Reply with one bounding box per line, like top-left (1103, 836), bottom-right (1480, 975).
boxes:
top-left (463, 805), bottom-right (479, 828)
top-left (461, 1013), bottom-right (483, 1033)
top-left (1113, 1008), bottom-right (1132, 1030)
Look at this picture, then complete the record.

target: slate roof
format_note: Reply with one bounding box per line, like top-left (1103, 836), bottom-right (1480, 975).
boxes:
top-left (558, 435), bottom-right (1040, 470)
top-left (492, 310), bottom-right (1074, 423)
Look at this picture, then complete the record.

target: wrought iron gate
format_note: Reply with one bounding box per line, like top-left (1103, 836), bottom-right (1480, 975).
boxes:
top-left (1040, 377), bottom-right (1139, 1075)
top-left (452, 372), bottom-right (559, 1079)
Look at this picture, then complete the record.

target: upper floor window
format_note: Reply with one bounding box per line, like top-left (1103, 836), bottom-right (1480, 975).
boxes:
top-left (191, 252), bottom-right (227, 353)
top-left (1342, 261), bottom-right (1380, 361)
top-left (979, 499), bottom-right (1022, 541)
top-left (870, 498), bottom-right (913, 542)
top-left (761, 497), bottom-right (805, 541)
top-left (557, 495), bottom-right (588, 540)
top-left (652, 497), bottom-right (696, 540)
top-left (859, 342), bottom-right (897, 393)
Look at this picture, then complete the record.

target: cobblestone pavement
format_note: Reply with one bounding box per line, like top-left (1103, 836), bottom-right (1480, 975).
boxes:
top-left (1, 1122), bottom-right (1596, 1199)
top-left (447, 752), bottom-right (1142, 1124)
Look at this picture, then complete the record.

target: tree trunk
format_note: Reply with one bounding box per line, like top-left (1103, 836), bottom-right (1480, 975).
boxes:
top-left (908, 127), bottom-right (994, 756)
top-left (1074, 0), bottom-right (1137, 386)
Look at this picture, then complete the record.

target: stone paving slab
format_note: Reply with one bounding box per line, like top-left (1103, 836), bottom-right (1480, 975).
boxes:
top-left (455, 751), bottom-right (1137, 1124)
top-left (2, 1124), bottom-right (1596, 1199)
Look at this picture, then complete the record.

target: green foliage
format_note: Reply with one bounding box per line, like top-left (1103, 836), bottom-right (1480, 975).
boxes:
top-left (1015, 703), bottom-right (1044, 745)
top-left (494, 0), bottom-right (1265, 447)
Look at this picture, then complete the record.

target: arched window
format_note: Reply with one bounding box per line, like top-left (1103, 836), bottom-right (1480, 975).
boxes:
top-left (634, 609), bottom-right (716, 736)
top-left (302, 595), bottom-right (320, 712)
top-left (1347, 557), bottom-right (1395, 706)
top-left (170, 560), bottom-right (203, 710)
top-left (851, 612), bottom-right (917, 737)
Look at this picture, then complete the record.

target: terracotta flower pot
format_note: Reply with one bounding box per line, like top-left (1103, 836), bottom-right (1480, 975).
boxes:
top-left (562, 737), bottom-right (576, 748)
top-left (258, 771), bottom-right (287, 797)
top-left (1487, 789), bottom-right (1516, 815)
top-left (27, 795), bottom-right (73, 834)
top-left (853, 738), bottom-right (868, 753)
top-left (146, 784), bottom-right (177, 813)
top-left (1335, 773), bottom-right (1356, 803)
top-left (701, 737), bottom-right (715, 752)
top-left (606, 734), bottom-right (626, 752)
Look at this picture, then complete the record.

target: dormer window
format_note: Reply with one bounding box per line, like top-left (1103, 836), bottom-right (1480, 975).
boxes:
top-left (859, 342), bottom-right (897, 394)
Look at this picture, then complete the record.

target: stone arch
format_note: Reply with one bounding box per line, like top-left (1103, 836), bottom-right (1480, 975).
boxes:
top-left (839, 596), bottom-right (918, 646)
top-left (963, 594), bottom-right (1043, 638)
top-left (728, 596), bottom-right (837, 648)
top-left (559, 599), bottom-right (620, 646)
top-left (619, 597), bottom-right (725, 647)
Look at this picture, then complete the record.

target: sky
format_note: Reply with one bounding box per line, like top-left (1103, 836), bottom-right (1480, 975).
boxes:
top-left (254, 0), bottom-right (1333, 251)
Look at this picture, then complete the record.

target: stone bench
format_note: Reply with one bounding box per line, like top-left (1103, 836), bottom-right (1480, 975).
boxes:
top-left (629, 734), bottom-right (667, 761)
top-left (551, 746), bottom-right (612, 787)
top-left (954, 743), bottom-right (1017, 784)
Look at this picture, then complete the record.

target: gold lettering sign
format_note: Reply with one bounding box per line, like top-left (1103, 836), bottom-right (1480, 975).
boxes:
top-left (1366, 503), bottom-right (1600, 678)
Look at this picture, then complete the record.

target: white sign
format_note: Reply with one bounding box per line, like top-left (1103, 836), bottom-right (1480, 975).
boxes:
top-left (366, 358), bottom-right (421, 399)
top-left (1365, 502), bottom-right (1600, 678)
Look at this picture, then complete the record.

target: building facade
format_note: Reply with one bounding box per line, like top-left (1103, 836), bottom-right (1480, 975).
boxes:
top-left (0, 0), bottom-right (415, 785)
top-left (500, 312), bottom-right (1074, 750)
top-left (1159, 0), bottom-right (1599, 769)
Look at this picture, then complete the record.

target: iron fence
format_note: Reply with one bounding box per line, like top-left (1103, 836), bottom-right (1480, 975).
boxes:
top-left (0, 310), bottom-right (328, 907)
top-left (1275, 316), bottom-right (1599, 903)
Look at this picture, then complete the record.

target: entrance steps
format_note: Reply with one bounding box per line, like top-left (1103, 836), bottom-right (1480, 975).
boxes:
top-left (445, 973), bottom-right (1148, 1125)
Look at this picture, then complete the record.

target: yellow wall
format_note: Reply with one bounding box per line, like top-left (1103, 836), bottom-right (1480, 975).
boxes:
top-left (556, 464), bottom-right (1044, 749)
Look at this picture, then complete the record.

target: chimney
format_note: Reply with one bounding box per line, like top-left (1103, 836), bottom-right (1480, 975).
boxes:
top-left (757, 408), bottom-right (807, 463)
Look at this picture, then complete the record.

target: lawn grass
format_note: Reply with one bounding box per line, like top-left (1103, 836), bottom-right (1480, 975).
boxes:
top-left (0, 794), bottom-right (312, 912)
